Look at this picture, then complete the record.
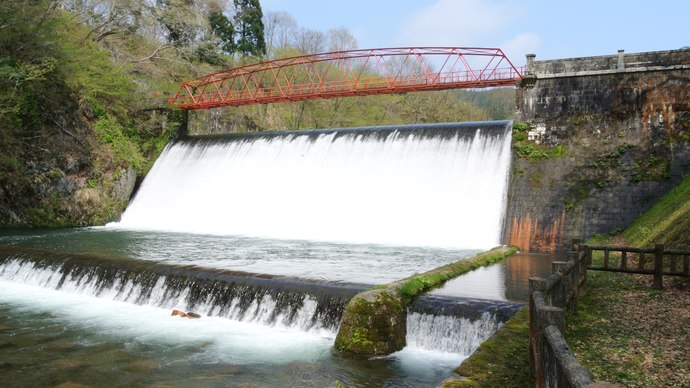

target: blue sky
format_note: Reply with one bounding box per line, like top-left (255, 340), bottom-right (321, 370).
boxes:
top-left (260, 0), bottom-right (689, 66)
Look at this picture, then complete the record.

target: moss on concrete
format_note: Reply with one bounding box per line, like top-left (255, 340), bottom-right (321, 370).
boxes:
top-left (444, 306), bottom-right (533, 388)
top-left (335, 246), bottom-right (519, 357)
top-left (393, 246), bottom-right (519, 304)
top-left (334, 289), bottom-right (407, 355)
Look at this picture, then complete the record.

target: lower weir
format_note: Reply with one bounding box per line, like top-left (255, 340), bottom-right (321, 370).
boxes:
top-left (0, 121), bottom-right (520, 386)
top-left (0, 245), bottom-right (363, 333)
top-left (0, 244), bottom-right (524, 386)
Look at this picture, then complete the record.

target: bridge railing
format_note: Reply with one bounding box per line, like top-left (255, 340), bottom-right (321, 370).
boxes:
top-left (169, 47), bottom-right (524, 109)
top-left (583, 243), bottom-right (690, 289)
top-left (172, 67), bottom-right (524, 108)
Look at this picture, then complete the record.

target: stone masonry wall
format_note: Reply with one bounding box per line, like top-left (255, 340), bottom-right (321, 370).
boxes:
top-left (504, 49), bottom-right (690, 252)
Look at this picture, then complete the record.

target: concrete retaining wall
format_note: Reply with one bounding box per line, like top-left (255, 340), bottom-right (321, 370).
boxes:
top-left (505, 48), bottom-right (690, 252)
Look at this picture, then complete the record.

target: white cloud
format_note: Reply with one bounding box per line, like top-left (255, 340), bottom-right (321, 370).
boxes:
top-left (500, 33), bottom-right (541, 66)
top-left (393, 0), bottom-right (523, 47)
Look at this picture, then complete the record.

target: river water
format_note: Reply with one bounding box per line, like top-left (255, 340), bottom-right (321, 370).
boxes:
top-left (0, 121), bottom-right (553, 387)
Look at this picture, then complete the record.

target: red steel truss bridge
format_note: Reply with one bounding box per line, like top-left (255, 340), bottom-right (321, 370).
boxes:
top-left (168, 47), bottom-right (524, 110)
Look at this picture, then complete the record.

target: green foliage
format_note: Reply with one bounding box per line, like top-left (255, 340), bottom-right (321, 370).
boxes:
top-left (514, 143), bottom-right (550, 160)
top-left (60, 37), bottom-right (132, 100)
top-left (630, 155), bottom-right (671, 182)
top-left (89, 98), bottom-right (107, 119)
top-left (512, 122), bottom-right (528, 131)
top-left (564, 199), bottom-right (574, 212)
top-left (208, 12), bottom-right (236, 54)
top-left (93, 117), bottom-right (145, 171)
top-left (234, 0), bottom-right (267, 56)
top-left (454, 88), bottom-right (516, 120)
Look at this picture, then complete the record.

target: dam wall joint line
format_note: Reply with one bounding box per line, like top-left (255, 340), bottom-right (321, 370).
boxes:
top-left (334, 246), bottom-right (518, 357)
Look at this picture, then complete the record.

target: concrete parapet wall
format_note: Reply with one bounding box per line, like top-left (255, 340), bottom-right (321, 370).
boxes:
top-left (506, 49), bottom-right (690, 252)
top-left (528, 49), bottom-right (690, 77)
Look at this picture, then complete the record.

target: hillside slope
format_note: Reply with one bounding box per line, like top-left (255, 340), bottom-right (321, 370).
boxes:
top-left (621, 172), bottom-right (690, 249)
top-left (588, 172), bottom-right (690, 250)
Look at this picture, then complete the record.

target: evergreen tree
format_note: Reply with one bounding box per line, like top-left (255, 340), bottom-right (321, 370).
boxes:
top-left (208, 12), bottom-right (235, 54)
top-left (233, 0), bottom-right (266, 57)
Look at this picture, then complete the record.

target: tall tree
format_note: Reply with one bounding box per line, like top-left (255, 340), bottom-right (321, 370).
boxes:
top-left (233, 0), bottom-right (265, 57)
top-left (262, 10), bottom-right (297, 57)
top-left (208, 11), bottom-right (234, 54)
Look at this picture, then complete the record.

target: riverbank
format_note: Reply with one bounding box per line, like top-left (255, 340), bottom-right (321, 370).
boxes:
top-left (567, 266), bottom-right (690, 387)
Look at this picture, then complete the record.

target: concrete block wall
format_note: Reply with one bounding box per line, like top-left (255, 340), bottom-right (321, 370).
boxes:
top-left (505, 49), bottom-right (690, 252)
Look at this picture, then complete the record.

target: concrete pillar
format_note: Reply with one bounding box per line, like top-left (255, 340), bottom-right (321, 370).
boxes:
top-left (617, 50), bottom-right (625, 71)
top-left (526, 54), bottom-right (536, 75)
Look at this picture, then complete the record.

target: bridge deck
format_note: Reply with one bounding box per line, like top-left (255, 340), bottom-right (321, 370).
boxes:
top-left (169, 47), bottom-right (524, 110)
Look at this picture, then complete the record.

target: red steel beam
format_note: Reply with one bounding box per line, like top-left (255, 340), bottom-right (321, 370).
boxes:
top-left (168, 47), bottom-right (524, 110)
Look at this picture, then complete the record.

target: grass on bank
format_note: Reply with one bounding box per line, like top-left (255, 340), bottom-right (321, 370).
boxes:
top-left (566, 271), bottom-right (690, 388)
top-left (572, 172), bottom-right (690, 387)
top-left (448, 172), bottom-right (690, 387)
top-left (621, 172), bottom-right (690, 250)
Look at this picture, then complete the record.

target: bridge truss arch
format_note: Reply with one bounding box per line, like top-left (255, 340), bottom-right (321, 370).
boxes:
top-left (169, 47), bottom-right (524, 110)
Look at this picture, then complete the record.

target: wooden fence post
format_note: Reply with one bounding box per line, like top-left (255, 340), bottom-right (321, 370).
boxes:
top-left (552, 261), bottom-right (570, 310)
top-left (537, 305), bottom-right (565, 388)
top-left (653, 243), bottom-right (664, 290)
top-left (578, 250), bottom-right (588, 298)
top-left (529, 278), bottom-right (547, 378)
top-left (560, 257), bottom-right (579, 315)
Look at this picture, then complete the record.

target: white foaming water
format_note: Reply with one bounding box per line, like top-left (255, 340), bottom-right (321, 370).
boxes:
top-left (0, 280), bottom-right (332, 365)
top-left (0, 259), bottom-right (336, 336)
top-left (405, 311), bottom-right (502, 354)
top-left (115, 123), bottom-right (512, 249)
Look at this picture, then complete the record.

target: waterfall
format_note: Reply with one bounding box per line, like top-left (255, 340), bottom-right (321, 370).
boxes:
top-left (0, 246), bottom-right (364, 335)
top-left (0, 120), bottom-right (520, 384)
top-left (406, 295), bottom-right (525, 354)
top-left (116, 121), bottom-right (513, 249)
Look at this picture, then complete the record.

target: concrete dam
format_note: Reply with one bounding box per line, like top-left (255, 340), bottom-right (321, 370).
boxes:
top-left (0, 48), bottom-right (688, 387)
top-left (504, 48), bottom-right (690, 252)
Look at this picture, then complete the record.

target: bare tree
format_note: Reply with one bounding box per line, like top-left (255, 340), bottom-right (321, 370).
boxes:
top-left (262, 10), bottom-right (298, 59)
top-left (327, 26), bottom-right (357, 52)
top-left (293, 27), bottom-right (326, 55)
